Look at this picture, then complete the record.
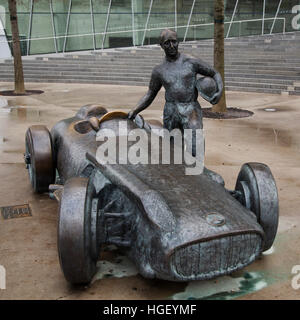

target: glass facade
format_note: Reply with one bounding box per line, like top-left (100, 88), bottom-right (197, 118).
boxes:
top-left (0, 0), bottom-right (299, 55)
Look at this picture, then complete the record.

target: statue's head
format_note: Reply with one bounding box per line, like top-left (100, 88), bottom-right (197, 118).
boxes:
top-left (159, 29), bottom-right (179, 59)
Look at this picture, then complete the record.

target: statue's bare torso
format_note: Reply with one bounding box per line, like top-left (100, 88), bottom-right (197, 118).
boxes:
top-left (151, 53), bottom-right (219, 131)
top-left (155, 53), bottom-right (199, 103)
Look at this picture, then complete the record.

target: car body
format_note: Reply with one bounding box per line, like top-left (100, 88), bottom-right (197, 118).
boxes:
top-left (25, 104), bottom-right (279, 284)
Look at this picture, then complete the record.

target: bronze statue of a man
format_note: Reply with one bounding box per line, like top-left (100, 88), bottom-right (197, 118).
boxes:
top-left (128, 29), bottom-right (223, 156)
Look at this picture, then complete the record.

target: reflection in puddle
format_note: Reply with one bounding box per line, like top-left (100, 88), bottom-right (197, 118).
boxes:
top-left (0, 106), bottom-right (43, 122)
top-left (172, 272), bottom-right (269, 300)
top-left (270, 128), bottom-right (292, 148)
top-left (0, 107), bottom-right (11, 114)
top-left (10, 107), bottom-right (42, 121)
top-left (241, 124), bottom-right (293, 149)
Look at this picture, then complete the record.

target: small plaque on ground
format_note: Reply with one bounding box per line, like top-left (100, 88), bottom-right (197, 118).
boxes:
top-left (1, 204), bottom-right (32, 219)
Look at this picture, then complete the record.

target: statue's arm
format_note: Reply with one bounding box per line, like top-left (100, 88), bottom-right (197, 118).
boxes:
top-left (193, 58), bottom-right (223, 105)
top-left (128, 68), bottom-right (162, 119)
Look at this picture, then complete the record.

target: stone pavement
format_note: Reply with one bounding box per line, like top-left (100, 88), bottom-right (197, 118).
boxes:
top-left (0, 82), bottom-right (299, 300)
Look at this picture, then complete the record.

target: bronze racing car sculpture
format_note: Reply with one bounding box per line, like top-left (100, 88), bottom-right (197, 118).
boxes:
top-left (24, 103), bottom-right (279, 285)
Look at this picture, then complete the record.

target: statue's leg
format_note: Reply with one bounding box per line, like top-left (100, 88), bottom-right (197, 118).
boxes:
top-left (163, 103), bottom-right (177, 131)
top-left (184, 108), bottom-right (224, 185)
top-left (182, 107), bottom-right (203, 157)
top-left (163, 104), bottom-right (183, 160)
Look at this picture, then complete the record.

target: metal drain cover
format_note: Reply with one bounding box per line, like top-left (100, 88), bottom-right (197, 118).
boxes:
top-left (1, 204), bottom-right (32, 219)
top-left (264, 108), bottom-right (277, 112)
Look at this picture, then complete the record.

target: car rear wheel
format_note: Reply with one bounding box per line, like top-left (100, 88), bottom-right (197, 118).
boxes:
top-left (235, 162), bottom-right (279, 251)
top-left (25, 125), bottom-right (55, 193)
top-left (58, 177), bottom-right (99, 285)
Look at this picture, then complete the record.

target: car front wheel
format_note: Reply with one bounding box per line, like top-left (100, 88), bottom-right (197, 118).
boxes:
top-left (235, 162), bottom-right (279, 251)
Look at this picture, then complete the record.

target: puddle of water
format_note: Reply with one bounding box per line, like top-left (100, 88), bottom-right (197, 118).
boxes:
top-left (10, 107), bottom-right (42, 121)
top-left (0, 106), bottom-right (44, 122)
top-left (91, 255), bottom-right (138, 284)
top-left (0, 106), bottom-right (39, 120)
top-left (172, 272), bottom-right (269, 300)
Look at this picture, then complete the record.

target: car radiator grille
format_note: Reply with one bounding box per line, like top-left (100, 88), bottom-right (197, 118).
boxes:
top-left (170, 233), bottom-right (262, 281)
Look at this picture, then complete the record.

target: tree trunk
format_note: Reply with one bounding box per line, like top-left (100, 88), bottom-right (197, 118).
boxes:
top-left (8, 0), bottom-right (25, 94)
top-left (212, 0), bottom-right (227, 113)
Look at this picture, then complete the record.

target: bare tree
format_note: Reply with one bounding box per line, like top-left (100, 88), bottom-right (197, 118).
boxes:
top-left (213, 0), bottom-right (227, 113)
top-left (8, 0), bottom-right (25, 94)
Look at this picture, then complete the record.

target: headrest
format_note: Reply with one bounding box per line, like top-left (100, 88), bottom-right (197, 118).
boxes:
top-left (76, 104), bottom-right (108, 120)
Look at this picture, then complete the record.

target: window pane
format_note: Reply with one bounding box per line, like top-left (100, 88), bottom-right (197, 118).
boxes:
top-left (104, 0), bottom-right (132, 49)
top-left (30, 0), bottom-right (55, 55)
top-left (65, 0), bottom-right (93, 52)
